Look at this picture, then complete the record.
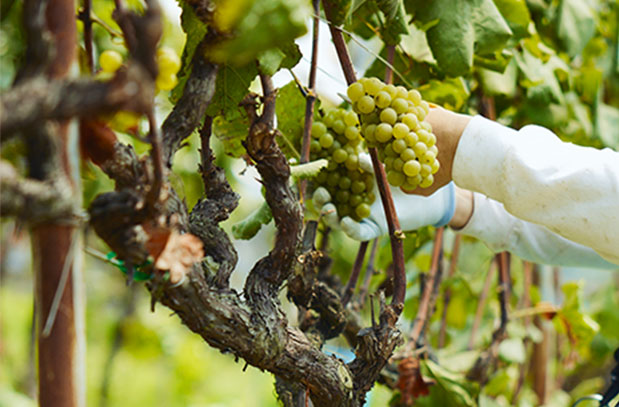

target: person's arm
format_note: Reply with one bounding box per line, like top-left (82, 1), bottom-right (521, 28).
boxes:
top-left (453, 189), bottom-right (618, 269)
top-left (425, 108), bottom-right (619, 265)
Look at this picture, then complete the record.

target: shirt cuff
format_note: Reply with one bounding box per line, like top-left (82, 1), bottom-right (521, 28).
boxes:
top-left (452, 116), bottom-right (518, 196)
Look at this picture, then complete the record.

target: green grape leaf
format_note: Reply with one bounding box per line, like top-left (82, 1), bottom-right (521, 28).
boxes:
top-left (595, 102), bottom-right (619, 149)
top-left (479, 58), bottom-right (518, 97)
top-left (556, 0), bottom-right (596, 57)
top-left (498, 338), bottom-right (526, 364)
top-left (275, 81), bottom-right (306, 159)
top-left (375, 0), bottom-right (410, 45)
top-left (231, 201), bottom-right (273, 240)
top-left (514, 48), bottom-right (564, 105)
top-left (408, 0), bottom-right (512, 76)
top-left (364, 46), bottom-right (433, 87)
top-left (473, 49), bottom-right (513, 73)
top-left (324, 0), bottom-right (353, 26)
top-left (400, 24), bottom-right (436, 65)
top-left (170, 3), bottom-right (208, 104)
top-left (418, 77), bottom-right (470, 112)
top-left (554, 282), bottom-right (600, 351)
top-left (493, 0), bottom-right (532, 40)
top-left (258, 42), bottom-right (302, 76)
top-left (207, 0), bottom-right (310, 66)
top-left (206, 63), bottom-right (258, 120)
top-left (416, 359), bottom-right (479, 407)
top-left (212, 113), bottom-right (250, 158)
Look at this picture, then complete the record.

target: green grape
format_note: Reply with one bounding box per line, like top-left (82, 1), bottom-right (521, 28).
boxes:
top-left (327, 172), bottom-right (340, 187)
top-left (427, 132), bottom-right (437, 148)
top-left (430, 159), bottom-right (440, 174)
top-left (323, 112), bottom-right (337, 127)
top-left (379, 108), bottom-right (397, 125)
top-left (316, 170), bottom-right (327, 184)
top-left (405, 132), bottom-right (419, 147)
top-left (361, 112), bottom-right (380, 124)
top-left (345, 126), bottom-right (360, 140)
top-left (348, 137), bottom-right (361, 147)
top-left (391, 98), bottom-right (408, 115)
top-left (310, 140), bottom-right (321, 153)
top-left (421, 150), bottom-right (436, 165)
top-left (420, 164), bottom-right (432, 177)
top-left (375, 91), bottom-right (392, 109)
top-left (384, 84), bottom-right (397, 98)
top-left (357, 95), bottom-right (375, 114)
top-left (364, 77), bottom-right (383, 95)
top-left (384, 156), bottom-right (394, 171)
top-left (384, 143), bottom-right (397, 157)
top-left (392, 139), bottom-right (407, 154)
top-left (392, 123), bottom-right (409, 139)
top-left (336, 190), bottom-right (350, 203)
top-left (420, 174), bottom-right (434, 188)
top-left (311, 121), bottom-right (327, 138)
top-left (156, 73), bottom-right (178, 91)
top-left (339, 176), bottom-right (352, 190)
top-left (339, 206), bottom-right (351, 218)
top-left (351, 180), bottom-right (366, 194)
top-left (327, 160), bottom-right (337, 171)
top-left (349, 195), bottom-right (362, 207)
top-left (350, 171), bottom-right (361, 181)
top-left (408, 89), bottom-right (422, 105)
top-left (428, 145), bottom-right (438, 156)
top-left (407, 174), bottom-right (423, 187)
top-left (419, 101), bottom-right (430, 117)
top-left (363, 124), bottom-right (377, 143)
top-left (420, 120), bottom-right (432, 132)
top-left (413, 141), bottom-right (428, 157)
top-left (319, 133), bottom-right (334, 149)
top-left (157, 47), bottom-right (181, 74)
top-left (100, 50), bottom-right (123, 73)
top-left (403, 159), bottom-right (421, 177)
top-left (400, 148), bottom-right (416, 162)
top-left (375, 123), bottom-right (393, 143)
top-left (402, 113), bottom-right (419, 131)
top-left (355, 203), bottom-right (371, 219)
top-left (333, 148), bottom-right (348, 163)
top-left (345, 154), bottom-right (359, 171)
top-left (393, 158), bottom-right (404, 172)
top-left (417, 129), bottom-right (431, 143)
top-left (347, 82), bottom-right (365, 102)
top-left (344, 111), bottom-right (359, 127)
top-left (332, 119), bottom-right (346, 135)
top-left (364, 176), bottom-right (374, 191)
top-left (387, 170), bottom-right (405, 187)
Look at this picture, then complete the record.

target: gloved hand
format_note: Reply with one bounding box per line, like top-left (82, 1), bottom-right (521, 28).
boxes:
top-left (341, 182), bottom-right (455, 241)
top-left (312, 154), bottom-right (456, 241)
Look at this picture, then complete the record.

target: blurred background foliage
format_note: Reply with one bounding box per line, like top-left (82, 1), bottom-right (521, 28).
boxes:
top-left (1, 0), bottom-right (618, 406)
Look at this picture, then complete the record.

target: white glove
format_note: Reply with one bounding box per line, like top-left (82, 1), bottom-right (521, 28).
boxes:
top-left (312, 153), bottom-right (456, 241)
top-left (340, 182), bottom-right (456, 241)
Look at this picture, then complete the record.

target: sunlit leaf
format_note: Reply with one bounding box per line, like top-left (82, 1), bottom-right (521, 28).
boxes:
top-left (407, 0), bottom-right (512, 76)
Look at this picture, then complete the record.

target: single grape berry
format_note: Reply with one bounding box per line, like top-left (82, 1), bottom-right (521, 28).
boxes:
top-left (100, 50), bottom-right (123, 73)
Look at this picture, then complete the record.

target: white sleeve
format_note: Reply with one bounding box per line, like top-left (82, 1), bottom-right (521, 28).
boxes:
top-left (458, 193), bottom-right (618, 269)
top-left (452, 116), bottom-right (619, 265)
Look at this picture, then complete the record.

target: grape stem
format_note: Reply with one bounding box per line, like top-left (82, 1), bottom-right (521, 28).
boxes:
top-left (407, 226), bottom-right (445, 348)
top-left (298, 0), bottom-right (320, 201)
top-left (342, 241), bottom-right (369, 307)
top-left (325, 6), bottom-right (406, 314)
top-left (438, 234), bottom-right (461, 349)
top-left (79, 0), bottom-right (94, 74)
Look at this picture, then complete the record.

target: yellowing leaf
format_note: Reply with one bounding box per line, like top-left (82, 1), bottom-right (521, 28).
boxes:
top-left (153, 231), bottom-right (204, 284)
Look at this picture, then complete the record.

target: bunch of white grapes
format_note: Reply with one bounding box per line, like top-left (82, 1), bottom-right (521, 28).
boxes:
top-left (310, 108), bottom-right (376, 221)
top-left (348, 77), bottom-right (439, 192)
